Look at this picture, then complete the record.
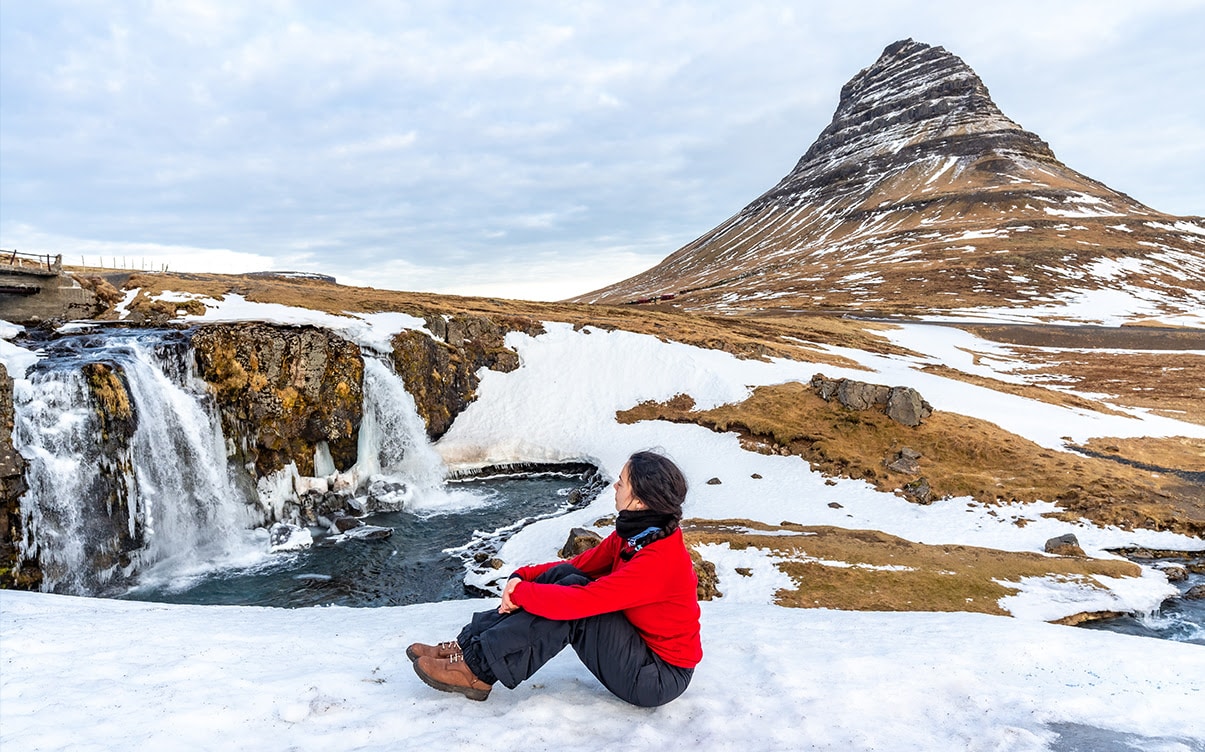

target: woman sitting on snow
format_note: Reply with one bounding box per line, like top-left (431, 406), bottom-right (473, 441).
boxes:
top-left (409, 450), bottom-right (702, 707)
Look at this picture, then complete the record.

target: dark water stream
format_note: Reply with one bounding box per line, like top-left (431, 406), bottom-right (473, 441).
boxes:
top-left (119, 474), bottom-right (587, 608)
top-left (1079, 555), bottom-right (1205, 645)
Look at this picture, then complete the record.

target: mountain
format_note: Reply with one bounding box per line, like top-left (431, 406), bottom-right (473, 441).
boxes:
top-left (574, 39), bottom-right (1205, 323)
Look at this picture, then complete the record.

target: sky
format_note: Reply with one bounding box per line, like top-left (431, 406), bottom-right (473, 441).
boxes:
top-left (2, 1), bottom-right (1203, 301)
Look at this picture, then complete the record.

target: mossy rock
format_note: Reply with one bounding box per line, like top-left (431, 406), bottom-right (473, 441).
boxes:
top-left (192, 324), bottom-right (364, 477)
top-left (82, 362), bottom-right (137, 442)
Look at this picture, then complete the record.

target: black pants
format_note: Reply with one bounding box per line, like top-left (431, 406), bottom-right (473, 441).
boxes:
top-left (456, 563), bottom-right (693, 707)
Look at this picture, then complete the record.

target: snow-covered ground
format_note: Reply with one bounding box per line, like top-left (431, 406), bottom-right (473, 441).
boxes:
top-left (3, 590), bottom-right (1203, 751)
top-left (3, 294), bottom-right (1204, 750)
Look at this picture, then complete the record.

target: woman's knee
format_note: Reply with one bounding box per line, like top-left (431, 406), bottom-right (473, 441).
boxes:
top-left (534, 563), bottom-right (591, 586)
top-left (631, 663), bottom-right (692, 707)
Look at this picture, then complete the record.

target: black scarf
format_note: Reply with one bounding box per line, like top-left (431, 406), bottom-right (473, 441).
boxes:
top-left (616, 509), bottom-right (676, 547)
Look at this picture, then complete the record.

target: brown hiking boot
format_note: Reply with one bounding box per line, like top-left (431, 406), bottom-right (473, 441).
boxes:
top-left (406, 640), bottom-right (461, 662)
top-left (413, 654), bottom-right (493, 701)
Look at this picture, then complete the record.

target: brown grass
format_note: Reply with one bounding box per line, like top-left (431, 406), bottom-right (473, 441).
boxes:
top-left (86, 270), bottom-right (894, 370)
top-left (1079, 436), bottom-right (1205, 472)
top-left (620, 382), bottom-right (1205, 537)
top-left (683, 519), bottom-right (1139, 615)
top-left (1011, 349), bottom-right (1205, 427)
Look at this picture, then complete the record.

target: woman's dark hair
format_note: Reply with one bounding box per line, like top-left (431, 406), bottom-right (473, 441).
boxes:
top-left (627, 450), bottom-right (688, 532)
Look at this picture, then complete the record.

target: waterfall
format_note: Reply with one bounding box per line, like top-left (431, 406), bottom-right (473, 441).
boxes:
top-left (7, 325), bottom-right (476, 596)
top-left (353, 356), bottom-right (448, 508)
top-left (13, 366), bottom-right (107, 592)
top-left (119, 336), bottom-right (262, 580)
top-left (12, 330), bottom-right (260, 594)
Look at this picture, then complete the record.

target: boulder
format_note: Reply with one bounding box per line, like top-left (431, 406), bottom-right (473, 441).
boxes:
top-left (901, 477), bottom-right (934, 504)
top-left (295, 490), bottom-right (361, 527)
top-left (1158, 564), bottom-right (1188, 583)
top-left (341, 525), bottom-right (393, 541)
top-left (836, 379), bottom-right (890, 411)
top-left (885, 387), bottom-right (933, 427)
top-left (810, 373), bottom-right (933, 426)
top-left (559, 528), bottom-right (603, 558)
top-left (1184, 584), bottom-right (1205, 600)
top-left (886, 447), bottom-right (922, 474)
top-left (1045, 533), bottom-right (1086, 557)
top-left (366, 478), bottom-right (413, 511)
top-left (269, 523), bottom-right (313, 552)
top-left (330, 514), bottom-right (363, 533)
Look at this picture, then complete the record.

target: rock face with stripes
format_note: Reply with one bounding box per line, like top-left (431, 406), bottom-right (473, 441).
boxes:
top-left (575, 39), bottom-right (1205, 323)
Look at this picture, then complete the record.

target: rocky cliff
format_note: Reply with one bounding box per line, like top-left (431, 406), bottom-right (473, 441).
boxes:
top-left (0, 363), bottom-right (31, 588)
top-left (191, 323), bottom-right (366, 477)
top-left (391, 313), bottom-right (544, 440)
top-left (576, 39), bottom-right (1205, 321)
top-left (1, 358), bottom-right (145, 590)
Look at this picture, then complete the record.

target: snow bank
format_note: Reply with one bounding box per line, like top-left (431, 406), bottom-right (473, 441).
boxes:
top-left (172, 291), bottom-right (428, 352)
top-left (2, 591), bottom-right (1202, 751)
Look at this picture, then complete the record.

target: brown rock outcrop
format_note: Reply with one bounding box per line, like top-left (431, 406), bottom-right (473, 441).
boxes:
top-left (391, 314), bottom-right (543, 440)
top-left (79, 361), bottom-right (143, 579)
top-left (559, 527), bottom-right (603, 558)
top-left (811, 374), bottom-right (933, 426)
top-left (0, 363), bottom-right (34, 589)
top-left (3, 358), bottom-right (143, 591)
top-left (192, 323), bottom-right (364, 477)
top-left (690, 546), bottom-right (720, 601)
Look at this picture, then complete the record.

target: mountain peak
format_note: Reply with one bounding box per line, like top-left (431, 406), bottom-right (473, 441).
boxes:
top-left (782, 39), bottom-right (1054, 200)
top-left (574, 40), bottom-right (1204, 325)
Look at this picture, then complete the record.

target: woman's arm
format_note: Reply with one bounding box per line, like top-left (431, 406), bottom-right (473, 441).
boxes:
top-left (510, 540), bottom-right (685, 620)
top-left (510, 532), bottom-right (622, 582)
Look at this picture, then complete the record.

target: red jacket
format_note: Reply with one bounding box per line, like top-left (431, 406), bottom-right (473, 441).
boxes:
top-left (510, 528), bottom-right (703, 669)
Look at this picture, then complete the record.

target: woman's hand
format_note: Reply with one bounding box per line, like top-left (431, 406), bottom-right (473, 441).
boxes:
top-left (498, 576), bottom-right (522, 614)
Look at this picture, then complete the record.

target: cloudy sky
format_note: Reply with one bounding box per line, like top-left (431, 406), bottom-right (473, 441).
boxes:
top-left (2, 1), bottom-right (1203, 301)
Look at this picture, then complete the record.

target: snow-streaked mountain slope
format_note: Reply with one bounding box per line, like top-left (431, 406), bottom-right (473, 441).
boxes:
top-left (576, 39), bottom-right (1205, 324)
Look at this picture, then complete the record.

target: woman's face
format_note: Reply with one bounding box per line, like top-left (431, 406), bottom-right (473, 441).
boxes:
top-left (613, 463), bottom-right (643, 512)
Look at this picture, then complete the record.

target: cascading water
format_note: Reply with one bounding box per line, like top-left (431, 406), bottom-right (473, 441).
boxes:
top-left (12, 329), bottom-right (261, 594)
top-left (12, 364), bottom-right (108, 592)
top-left (354, 356), bottom-right (446, 502)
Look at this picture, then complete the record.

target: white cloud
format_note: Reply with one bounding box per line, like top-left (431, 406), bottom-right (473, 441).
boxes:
top-left (2, 0), bottom-right (1202, 300)
top-left (340, 248), bottom-right (668, 302)
top-left (330, 132), bottom-right (419, 157)
top-left (0, 225), bottom-right (276, 276)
